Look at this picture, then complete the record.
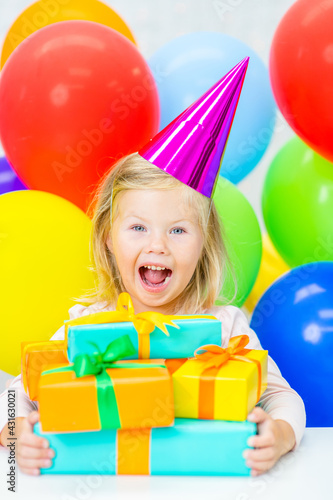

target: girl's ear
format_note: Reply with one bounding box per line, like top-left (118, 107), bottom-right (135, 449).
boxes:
top-left (106, 235), bottom-right (114, 254)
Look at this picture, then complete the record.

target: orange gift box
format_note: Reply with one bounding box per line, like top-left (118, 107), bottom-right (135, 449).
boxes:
top-left (21, 340), bottom-right (68, 400)
top-left (38, 335), bottom-right (174, 433)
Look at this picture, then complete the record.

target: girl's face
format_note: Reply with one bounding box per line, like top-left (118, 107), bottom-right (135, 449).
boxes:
top-left (106, 189), bottom-right (204, 314)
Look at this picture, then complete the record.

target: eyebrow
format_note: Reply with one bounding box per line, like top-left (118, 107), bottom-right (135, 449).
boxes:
top-left (123, 215), bottom-right (195, 224)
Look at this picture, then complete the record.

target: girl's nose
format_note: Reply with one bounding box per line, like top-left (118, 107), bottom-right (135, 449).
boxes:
top-left (145, 232), bottom-right (169, 254)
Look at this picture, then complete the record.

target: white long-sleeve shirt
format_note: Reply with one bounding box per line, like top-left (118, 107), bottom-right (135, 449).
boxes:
top-left (0, 302), bottom-right (306, 448)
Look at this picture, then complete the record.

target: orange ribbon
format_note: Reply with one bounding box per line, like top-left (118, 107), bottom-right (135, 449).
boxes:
top-left (117, 428), bottom-right (150, 475)
top-left (193, 335), bottom-right (262, 420)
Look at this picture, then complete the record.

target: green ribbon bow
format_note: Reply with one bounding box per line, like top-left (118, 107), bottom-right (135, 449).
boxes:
top-left (73, 334), bottom-right (137, 377)
top-left (42, 335), bottom-right (165, 430)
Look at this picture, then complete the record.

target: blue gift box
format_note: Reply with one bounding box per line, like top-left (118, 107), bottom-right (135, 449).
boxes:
top-left (66, 317), bottom-right (222, 362)
top-left (34, 418), bottom-right (256, 475)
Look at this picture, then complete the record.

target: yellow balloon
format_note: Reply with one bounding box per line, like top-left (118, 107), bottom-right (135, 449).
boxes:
top-left (0, 190), bottom-right (95, 375)
top-left (244, 233), bottom-right (289, 314)
top-left (1, 0), bottom-right (137, 68)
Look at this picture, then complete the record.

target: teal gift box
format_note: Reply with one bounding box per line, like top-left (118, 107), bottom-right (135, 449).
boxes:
top-left (65, 292), bottom-right (221, 362)
top-left (34, 418), bottom-right (256, 475)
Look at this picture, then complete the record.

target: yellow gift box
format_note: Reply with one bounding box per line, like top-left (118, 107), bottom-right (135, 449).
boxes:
top-left (21, 340), bottom-right (68, 400)
top-left (172, 335), bottom-right (268, 422)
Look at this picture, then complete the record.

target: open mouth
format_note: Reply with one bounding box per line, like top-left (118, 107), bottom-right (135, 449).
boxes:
top-left (138, 266), bottom-right (172, 290)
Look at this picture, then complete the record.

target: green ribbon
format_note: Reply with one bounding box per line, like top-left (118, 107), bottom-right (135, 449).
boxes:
top-left (73, 334), bottom-right (137, 377)
top-left (42, 335), bottom-right (165, 429)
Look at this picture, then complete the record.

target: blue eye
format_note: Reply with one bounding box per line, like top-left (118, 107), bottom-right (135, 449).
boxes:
top-left (132, 225), bottom-right (145, 231)
top-left (172, 228), bottom-right (185, 234)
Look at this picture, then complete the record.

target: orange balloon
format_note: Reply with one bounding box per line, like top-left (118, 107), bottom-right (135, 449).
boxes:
top-left (1, 0), bottom-right (136, 68)
top-left (0, 21), bottom-right (159, 213)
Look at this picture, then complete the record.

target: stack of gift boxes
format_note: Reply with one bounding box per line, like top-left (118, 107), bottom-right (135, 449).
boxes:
top-left (21, 293), bottom-right (267, 475)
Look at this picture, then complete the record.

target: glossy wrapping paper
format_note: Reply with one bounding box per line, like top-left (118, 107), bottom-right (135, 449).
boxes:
top-left (38, 358), bottom-right (174, 433)
top-left (34, 418), bottom-right (256, 476)
top-left (172, 337), bottom-right (268, 422)
top-left (139, 58), bottom-right (249, 198)
top-left (65, 293), bottom-right (222, 362)
top-left (21, 340), bottom-right (68, 400)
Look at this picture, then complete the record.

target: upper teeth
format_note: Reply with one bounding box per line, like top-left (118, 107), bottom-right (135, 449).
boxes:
top-left (143, 265), bottom-right (166, 270)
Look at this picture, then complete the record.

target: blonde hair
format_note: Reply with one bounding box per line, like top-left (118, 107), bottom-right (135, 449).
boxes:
top-left (77, 153), bottom-right (236, 314)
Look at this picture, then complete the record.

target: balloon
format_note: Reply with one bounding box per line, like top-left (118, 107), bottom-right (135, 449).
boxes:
top-left (0, 156), bottom-right (27, 194)
top-left (262, 137), bottom-right (333, 268)
top-left (0, 0), bottom-right (136, 68)
top-left (0, 190), bottom-right (95, 376)
top-left (250, 262), bottom-right (333, 426)
top-left (244, 233), bottom-right (289, 314)
top-left (149, 32), bottom-right (276, 184)
top-left (213, 177), bottom-right (262, 307)
top-left (270, 0), bottom-right (333, 162)
top-left (0, 21), bottom-right (159, 212)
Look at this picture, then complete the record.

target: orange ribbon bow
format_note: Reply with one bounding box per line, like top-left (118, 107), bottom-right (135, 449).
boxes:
top-left (193, 335), bottom-right (252, 368)
top-left (193, 335), bottom-right (262, 419)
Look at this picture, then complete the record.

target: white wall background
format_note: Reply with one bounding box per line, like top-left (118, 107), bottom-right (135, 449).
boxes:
top-left (0, 0), bottom-right (296, 390)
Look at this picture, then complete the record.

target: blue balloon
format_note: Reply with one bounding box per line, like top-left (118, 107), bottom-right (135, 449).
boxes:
top-left (0, 156), bottom-right (26, 195)
top-left (148, 32), bottom-right (276, 184)
top-left (250, 262), bottom-right (333, 427)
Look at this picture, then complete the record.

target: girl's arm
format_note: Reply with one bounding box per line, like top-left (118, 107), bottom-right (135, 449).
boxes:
top-left (243, 353), bottom-right (305, 475)
top-left (0, 300), bottom-right (107, 442)
top-left (1, 301), bottom-right (107, 475)
top-left (0, 319), bottom-right (68, 443)
top-left (0, 416), bottom-right (25, 446)
top-left (252, 354), bottom-right (306, 450)
top-left (243, 408), bottom-right (297, 476)
top-left (208, 304), bottom-right (306, 475)
top-left (0, 374), bottom-right (38, 446)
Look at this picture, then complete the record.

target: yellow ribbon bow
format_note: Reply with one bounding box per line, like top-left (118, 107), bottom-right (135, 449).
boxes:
top-left (65, 292), bottom-right (180, 336)
top-left (65, 292), bottom-right (218, 359)
top-left (64, 292), bottom-right (180, 358)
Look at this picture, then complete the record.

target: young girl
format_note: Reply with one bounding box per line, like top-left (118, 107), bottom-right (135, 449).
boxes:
top-left (0, 61), bottom-right (306, 477)
top-left (0, 152), bottom-right (305, 475)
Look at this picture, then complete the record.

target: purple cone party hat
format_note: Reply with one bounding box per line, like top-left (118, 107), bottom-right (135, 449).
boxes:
top-left (139, 57), bottom-right (249, 198)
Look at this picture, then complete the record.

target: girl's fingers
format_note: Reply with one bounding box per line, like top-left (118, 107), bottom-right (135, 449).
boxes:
top-left (17, 412), bottom-right (53, 475)
top-left (251, 468), bottom-right (266, 477)
top-left (17, 456), bottom-right (53, 470)
top-left (20, 411), bottom-right (40, 438)
top-left (244, 445), bottom-right (275, 463)
top-left (18, 468), bottom-right (40, 476)
top-left (248, 459), bottom-right (275, 473)
top-left (247, 431), bottom-right (275, 448)
top-left (18, 430), bottom-right (50, 449)
top-left (18, 444), bottom-right (55, 460)
top-left (247, 407), bottom-right (269, 424)
top-left (244, 446), bottom-right (277, 473)
top-left (23, 411), bottom-right (39, 428)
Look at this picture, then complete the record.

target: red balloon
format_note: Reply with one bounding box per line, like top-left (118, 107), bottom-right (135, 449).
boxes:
top-left (0, 21), bottom-right (159, 212)
top-left (269, 0), bottom-right (333, 162)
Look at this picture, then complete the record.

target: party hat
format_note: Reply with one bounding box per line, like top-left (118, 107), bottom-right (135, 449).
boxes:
top-left (139, 57), bottom-right (249, 198)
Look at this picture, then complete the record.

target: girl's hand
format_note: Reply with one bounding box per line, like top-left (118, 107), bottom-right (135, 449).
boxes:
top-left (243, 407), bottom-right (296, 476)
top-left (17, 411), bottom-right (55, 476)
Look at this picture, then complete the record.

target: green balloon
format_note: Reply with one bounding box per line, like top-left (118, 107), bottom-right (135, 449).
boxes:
top-left (213, 176), bottom-right (262, 307)
top-left (262, 137), bottom-right (333, 267)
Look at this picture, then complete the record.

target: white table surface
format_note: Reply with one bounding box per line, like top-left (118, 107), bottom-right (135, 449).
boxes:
top-left (0, 428), bottom-right (332, 500)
